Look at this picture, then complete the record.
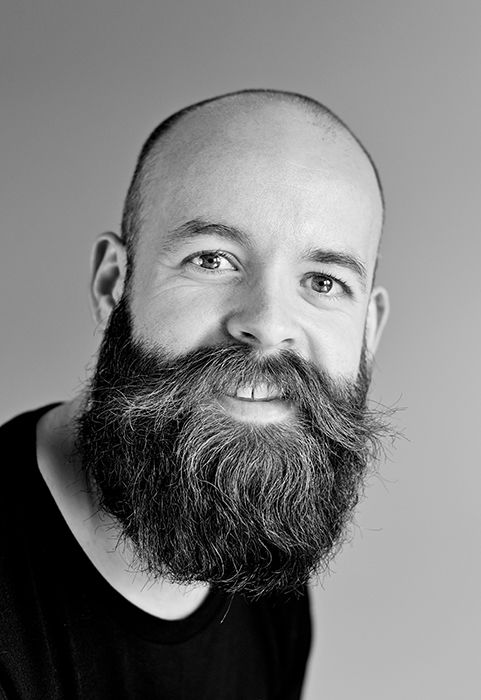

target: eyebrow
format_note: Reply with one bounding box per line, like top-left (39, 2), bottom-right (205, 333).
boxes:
top-left (165, 218), bottom-right (368, 290)
top-left (303, 247), bottom-right (368, 290)
top-left (164, 219), bottom-right (252, 251)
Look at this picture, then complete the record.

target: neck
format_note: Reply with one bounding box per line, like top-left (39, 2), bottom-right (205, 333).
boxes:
top-left (36, 398), bottom-right (210, 620)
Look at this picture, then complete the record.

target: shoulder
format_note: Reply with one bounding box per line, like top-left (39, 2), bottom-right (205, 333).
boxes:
top-left (0, 404), bottom-right (60, 445)
top-left (0, 403), bottom-right (64, 557)
top-left (247, 586), bottom-right (312, 652)
top-left (250, 588), bottom-right (312, 697)
top-left (0, 404), bottom-right (58, 497)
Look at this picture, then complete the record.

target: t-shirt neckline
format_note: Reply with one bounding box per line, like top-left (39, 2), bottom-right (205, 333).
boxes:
top-left (25, 403), bottom-right (231, 644)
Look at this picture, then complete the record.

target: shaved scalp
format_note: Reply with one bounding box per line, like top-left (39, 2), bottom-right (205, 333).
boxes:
top-left (121, 88), bottom-right (384, 266)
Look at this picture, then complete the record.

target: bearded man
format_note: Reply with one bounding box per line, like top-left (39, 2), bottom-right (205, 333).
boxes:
top-left (0, 89), bottom-right (391, 699)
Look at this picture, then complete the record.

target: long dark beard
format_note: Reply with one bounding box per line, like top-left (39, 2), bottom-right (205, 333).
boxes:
top-left (76, 296), bottom-right (389, 599)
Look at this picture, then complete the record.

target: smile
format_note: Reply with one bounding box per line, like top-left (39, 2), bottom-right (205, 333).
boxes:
top-left (230, 383), bottom-right (282, 401)
top-left (216, 384), bottom-right (293, 423)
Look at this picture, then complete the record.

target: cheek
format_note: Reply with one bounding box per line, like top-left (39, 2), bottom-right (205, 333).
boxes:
top-left (131, 285), bottom-right (228, 354)
top-left (307, 312), bottom-right (367, 380)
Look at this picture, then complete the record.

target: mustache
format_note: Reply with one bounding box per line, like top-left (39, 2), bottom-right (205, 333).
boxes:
top-left (88, 335), bottom-right (386, 460)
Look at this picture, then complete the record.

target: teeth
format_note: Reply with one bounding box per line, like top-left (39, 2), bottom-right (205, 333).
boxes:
top-left (253, 383), bottom-right (271, 400)
top-left (235, 383), bottom-right (279, 400)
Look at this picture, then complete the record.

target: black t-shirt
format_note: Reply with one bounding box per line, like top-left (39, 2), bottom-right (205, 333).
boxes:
top-left (0, 406), bottom-right (311, 699)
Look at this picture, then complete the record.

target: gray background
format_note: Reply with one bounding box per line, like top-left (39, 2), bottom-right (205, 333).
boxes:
top-left (1, 1), bottom-right (479, 698)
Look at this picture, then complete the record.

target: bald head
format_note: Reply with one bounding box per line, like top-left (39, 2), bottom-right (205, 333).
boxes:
top-left (92, 87), bottom-right (389, 385)
top-left (121, 89), bottom-right (384, 264)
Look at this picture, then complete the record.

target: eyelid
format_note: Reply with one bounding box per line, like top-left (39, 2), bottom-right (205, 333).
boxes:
top-left (303, 271), bottom-right (353, 298)
top-left (183, 249), bottom-right (239, 271)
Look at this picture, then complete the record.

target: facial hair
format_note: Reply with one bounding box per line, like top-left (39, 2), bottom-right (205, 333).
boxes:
top-left (76, 295), bottom-right (389, 600)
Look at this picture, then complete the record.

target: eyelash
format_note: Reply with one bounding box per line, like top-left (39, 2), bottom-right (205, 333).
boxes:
top-left (304, 272), bottom-right (352, 299)
top-left (184, 250), bottom-right (238, 273)
top-left (183, 250), bottom-right (353, 298)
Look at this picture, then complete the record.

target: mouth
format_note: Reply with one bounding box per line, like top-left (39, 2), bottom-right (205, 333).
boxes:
top-left (216, 383), bottom-right (293, 423)
top-left (228, 383), bottom-right (283, 402)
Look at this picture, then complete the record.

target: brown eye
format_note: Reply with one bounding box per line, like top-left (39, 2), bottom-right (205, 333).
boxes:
top-left (310, 274), bottom-right (334, 293)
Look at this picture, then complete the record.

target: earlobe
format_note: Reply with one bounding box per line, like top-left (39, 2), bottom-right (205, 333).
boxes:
top-left (365, 286), bottom-right (390, 357)
top-left (90, 232), bottom-right (127, 325)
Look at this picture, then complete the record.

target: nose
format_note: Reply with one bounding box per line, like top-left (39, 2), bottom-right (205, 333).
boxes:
top-left (224, 276), bottom-right (299, 351)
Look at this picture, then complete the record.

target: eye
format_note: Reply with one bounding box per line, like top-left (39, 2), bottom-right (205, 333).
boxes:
top-left (304, 272), bottom-right (350, 298)
top-left (310, 274), bottom-right (334, 294)
top-left (185, 251), bottom-right (237, 272)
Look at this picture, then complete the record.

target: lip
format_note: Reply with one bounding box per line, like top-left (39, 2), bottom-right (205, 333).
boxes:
top-left (227, 395), bottom-right (281, 403)
top-left (216, 394), bottom-right (294, 423)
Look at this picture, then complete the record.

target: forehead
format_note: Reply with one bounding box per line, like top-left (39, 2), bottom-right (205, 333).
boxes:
top-left (140, 100), bottom-right (383, 266)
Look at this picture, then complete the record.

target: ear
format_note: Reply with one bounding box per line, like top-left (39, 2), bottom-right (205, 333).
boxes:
top-left (365, 286), bottom-right (390, 357)
top-left (90, 232), bottom-right (127, 326)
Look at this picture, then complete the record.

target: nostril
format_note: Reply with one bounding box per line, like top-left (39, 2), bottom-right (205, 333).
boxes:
top-left (225, 309), bottom-right (297, 349)
top-left (240, 330), bottom-right (258, 341)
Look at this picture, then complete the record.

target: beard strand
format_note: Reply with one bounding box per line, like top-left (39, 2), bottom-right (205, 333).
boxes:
top-left (76, 296), bottom-right (392, 600)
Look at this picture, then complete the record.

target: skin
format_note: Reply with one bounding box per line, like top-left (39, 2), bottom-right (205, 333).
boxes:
top-left (95, 98), bottom-right (388, 381)
top-left (37, 95), bottom-right (389, 619)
